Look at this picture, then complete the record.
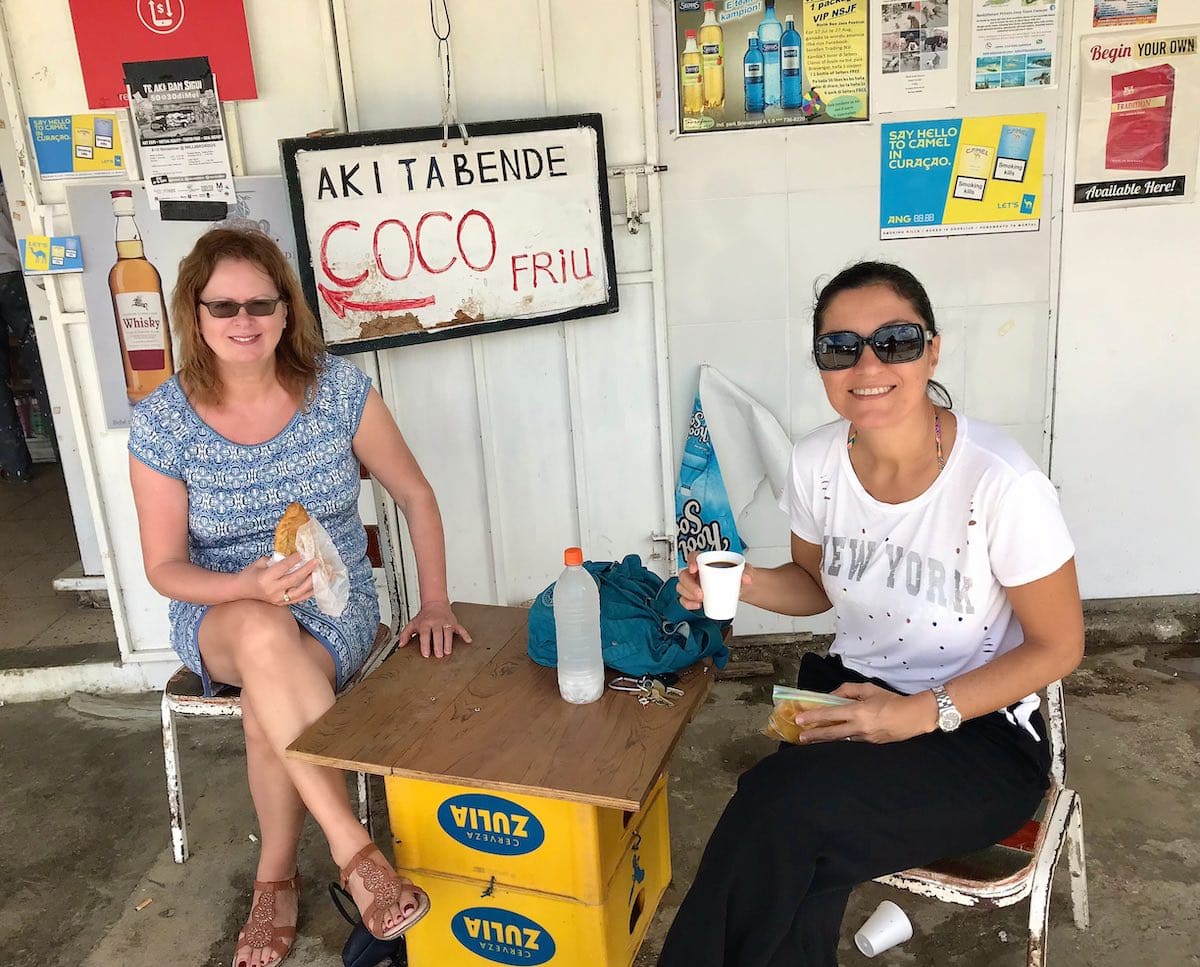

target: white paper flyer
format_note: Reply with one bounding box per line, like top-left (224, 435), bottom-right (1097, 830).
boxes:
top-left (124, 56), bottom-right (235, 209)
top-left (971, 0), bottom-right (1059, 92)
top-left (876, 0), bottom-right (958, 113)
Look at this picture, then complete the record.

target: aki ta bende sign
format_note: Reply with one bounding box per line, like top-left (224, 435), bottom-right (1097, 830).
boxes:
top-left (281, 114), bottom-right (619, 354)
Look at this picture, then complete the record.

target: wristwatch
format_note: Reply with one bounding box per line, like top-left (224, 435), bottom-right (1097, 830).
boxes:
top-left (931, 684), bottom-right (962, 732)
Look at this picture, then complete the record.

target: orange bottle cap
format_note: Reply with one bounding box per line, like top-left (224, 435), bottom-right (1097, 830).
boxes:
top-left (564, 547), bottom-right (583, 566)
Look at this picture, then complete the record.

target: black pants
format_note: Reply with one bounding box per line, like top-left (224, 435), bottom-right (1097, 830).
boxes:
top-left (0, 271), bottom-right (53, 480)
top-left (658, 652), bottom-right (1050, 967)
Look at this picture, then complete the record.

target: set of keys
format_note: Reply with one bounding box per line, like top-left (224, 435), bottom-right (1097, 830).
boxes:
top-left (609, 675), bottom-right (685, 708)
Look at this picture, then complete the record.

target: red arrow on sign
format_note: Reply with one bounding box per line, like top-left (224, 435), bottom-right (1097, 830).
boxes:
top-left (318, 284), bottom-right (437, 319)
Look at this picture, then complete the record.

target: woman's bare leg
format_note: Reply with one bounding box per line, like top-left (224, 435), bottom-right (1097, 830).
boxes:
top-left (199, 601), bottom-right (416, 946)
top-left (232, 693), bottom-right (306, 967)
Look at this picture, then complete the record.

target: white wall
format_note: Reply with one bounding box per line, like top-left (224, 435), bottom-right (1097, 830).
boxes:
top-left (0, 0), bottom-right (1191, 678)
top-left (1053, 0), bottom-right (1200, 598)
top-left (651, 1), bottom-right (1074, 633)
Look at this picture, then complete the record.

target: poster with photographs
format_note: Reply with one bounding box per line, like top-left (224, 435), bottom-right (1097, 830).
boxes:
top-left (877, 1), bottom-right (957, 112)
top-left (1093, 1), bottom-right (1158, 28)
top-left (971, 0), bottom-right (1059, 91)
top-left (1075, 25), bottom-right (1200, 209)
top-left (124, 56), bottom-right (235, 208)
top-left (673, 0), bottom-right (868, 134)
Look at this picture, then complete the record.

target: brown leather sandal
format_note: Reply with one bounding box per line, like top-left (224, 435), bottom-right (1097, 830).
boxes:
top-left (338, 843), bottom-right (431, 940)
top-left (233, 872), bottom-right (302, 967)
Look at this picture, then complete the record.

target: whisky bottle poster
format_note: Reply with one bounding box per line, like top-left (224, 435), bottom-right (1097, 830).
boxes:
top-left (672, 0), bottom-right (868, 135)
top-left (1075, 25), bottom-right (1200, 209)
top-left (65, 178), bottom-right (297, 429)
top-left (124, 57), bottom-right (236, 209)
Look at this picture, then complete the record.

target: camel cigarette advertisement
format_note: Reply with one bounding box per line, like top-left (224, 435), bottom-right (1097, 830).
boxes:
top-left (673, 0), bottom-right (868, 134)
top-left (28, 114), bottom-right (126, 179)
top-left (125, 57), bottom-right (235, 209)
top-left (880, 113), bottom-right (1045, 239)
top-left (971, 0), bottom-right (1059, 91)
top-left (876, 1), bottom-right (957, 113)
top-left (1075, 25), bottom-right (1200, 209)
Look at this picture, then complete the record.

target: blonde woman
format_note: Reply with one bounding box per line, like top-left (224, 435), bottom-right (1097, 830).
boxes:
top-left (129, 228), bottom-right (470, 966)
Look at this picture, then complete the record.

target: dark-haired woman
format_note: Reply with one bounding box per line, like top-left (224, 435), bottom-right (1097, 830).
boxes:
top-left (128, 228), bottom-right (470, 967)
top-left (659, 262), bottom-right (1083, 966)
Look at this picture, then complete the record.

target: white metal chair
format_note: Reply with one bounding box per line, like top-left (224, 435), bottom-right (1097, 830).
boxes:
top-left (875, 679), bottom-right (1089, 966)
top-left (161, 469), bottom-right (405, 863)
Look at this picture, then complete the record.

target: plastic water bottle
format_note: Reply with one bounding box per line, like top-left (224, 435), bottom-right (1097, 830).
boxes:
top-left (744, 35), bottom-right (765, 114)
top-left (780, 14), bottom-right (803, 110)
top-left (757, 0), bottom-right (783, 107)
top-left (553, 547), bottom-right (604, 704)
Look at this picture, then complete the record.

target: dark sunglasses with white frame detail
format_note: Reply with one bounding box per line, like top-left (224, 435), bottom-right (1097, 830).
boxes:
top-left (813, 322), bottom-right (933, 372)
top-left (198, 297), bottom-right (286, 318)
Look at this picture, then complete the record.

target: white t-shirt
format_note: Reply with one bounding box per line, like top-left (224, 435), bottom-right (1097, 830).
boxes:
top-left (780, 414), bottom-right (1074, 734)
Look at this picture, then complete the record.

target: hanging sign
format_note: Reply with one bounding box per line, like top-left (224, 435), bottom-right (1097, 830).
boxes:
top-left (281, 115), bottom-right (619, 354)
top-left (1075, 25), bottom-right (1200, 209)
top-left (68, 0), bottom-right (257, 108)
top-left (880, 113), bottom-right (1045, 239)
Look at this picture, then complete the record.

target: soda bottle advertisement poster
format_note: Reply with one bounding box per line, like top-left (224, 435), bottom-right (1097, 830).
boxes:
top-left (65, 177), bottom-right (297, 429)
top-left (1074, 25), bottom-right (1200, 210)
top-left (673, 0), bottom-right (869, 134)
top-left (879, 113), bottom-right (1045, 239)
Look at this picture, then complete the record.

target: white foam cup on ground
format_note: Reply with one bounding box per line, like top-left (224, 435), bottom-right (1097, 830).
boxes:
top-left (854, 900), bottom-right (913, 957)
top-left (695, 550), bottom-right (746, 621)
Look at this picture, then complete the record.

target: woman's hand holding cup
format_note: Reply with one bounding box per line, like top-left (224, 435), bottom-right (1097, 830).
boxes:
top-left (678, 550), bottom-right (753, 619)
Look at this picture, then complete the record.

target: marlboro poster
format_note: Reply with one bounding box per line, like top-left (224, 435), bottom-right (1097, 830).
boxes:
top-left (1075, 25), bottom-right (1200, 209)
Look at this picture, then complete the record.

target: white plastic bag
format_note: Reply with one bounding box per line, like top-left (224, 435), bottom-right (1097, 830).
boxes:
top-left (295, 516), bottom-right (350, 617)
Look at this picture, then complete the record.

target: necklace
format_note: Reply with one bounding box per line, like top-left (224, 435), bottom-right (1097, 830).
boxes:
top-left (847, 410), bottom-right (945, 472)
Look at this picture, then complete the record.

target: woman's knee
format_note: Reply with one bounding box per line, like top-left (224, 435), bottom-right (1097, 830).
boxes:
top-left (205, 601), bottom-right (303, 677)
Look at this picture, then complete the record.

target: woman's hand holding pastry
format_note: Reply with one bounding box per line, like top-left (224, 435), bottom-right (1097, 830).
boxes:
top-left (239, 554), bottom-right (318, 607)
top-left (400, 600), bottom-right (473, 659)
top-left (792, 681), bottom-right (937, 745)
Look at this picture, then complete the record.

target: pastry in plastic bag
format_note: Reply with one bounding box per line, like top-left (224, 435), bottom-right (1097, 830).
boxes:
top-left (763, 685), bottom-right (854, 744)
top-left (270, 504), bottom-right (350, 618)
top-left (274, 502), bottom-right (310, 556)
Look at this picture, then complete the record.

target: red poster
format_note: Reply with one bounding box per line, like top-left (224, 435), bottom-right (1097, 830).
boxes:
top-left (69, 0), bottom-right (257, 108)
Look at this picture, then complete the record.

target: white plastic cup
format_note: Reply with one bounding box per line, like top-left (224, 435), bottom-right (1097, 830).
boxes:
top-left (695, 550), bottom-right (746, 620)
top-left (854, 900), bottom-right (913, 957)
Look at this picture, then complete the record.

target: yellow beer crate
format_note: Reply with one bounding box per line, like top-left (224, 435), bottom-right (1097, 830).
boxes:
top-left (386, 773), bottom-right (668, 904)
top-left (398, 783), bottom-right (671, 967)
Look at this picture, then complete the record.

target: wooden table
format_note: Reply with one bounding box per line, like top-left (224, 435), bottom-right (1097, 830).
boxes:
top-left (288, 601), bottom-right (713, 967)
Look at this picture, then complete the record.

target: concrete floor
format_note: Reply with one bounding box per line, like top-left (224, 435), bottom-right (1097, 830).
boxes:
top-left (0, 465), bottom-right (117, 669)
top-left (0, 635), bottom-right (1197, 967)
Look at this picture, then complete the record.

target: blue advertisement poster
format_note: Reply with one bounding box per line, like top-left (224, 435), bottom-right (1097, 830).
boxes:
top-left (880, 113), bottom-right (1045, 238)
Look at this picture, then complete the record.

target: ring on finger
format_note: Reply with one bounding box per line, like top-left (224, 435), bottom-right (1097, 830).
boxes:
top-left (283, 590), bottom-right (291, 604)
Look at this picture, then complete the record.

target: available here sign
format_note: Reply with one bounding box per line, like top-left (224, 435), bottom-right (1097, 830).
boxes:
top-left (281, 115), bottom-right (618, 353)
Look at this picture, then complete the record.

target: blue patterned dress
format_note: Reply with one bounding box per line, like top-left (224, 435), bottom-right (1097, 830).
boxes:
top-left (128, 354), bottom-right (380, 695)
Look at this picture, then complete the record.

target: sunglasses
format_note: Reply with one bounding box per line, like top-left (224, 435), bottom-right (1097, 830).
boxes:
top-left (198, 297), bottom-right (285, 318)
top-left (813, 322), bottom-right (933, 372)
